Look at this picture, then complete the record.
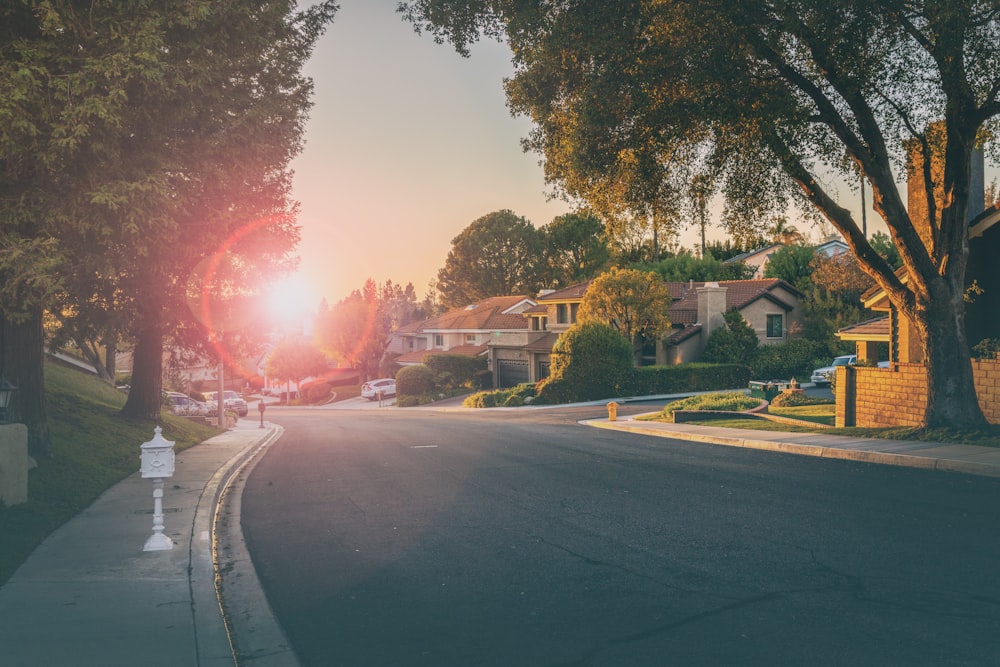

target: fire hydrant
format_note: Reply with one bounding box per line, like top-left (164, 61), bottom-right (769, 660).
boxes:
top-left (607, 401), bottom-right (619, 422)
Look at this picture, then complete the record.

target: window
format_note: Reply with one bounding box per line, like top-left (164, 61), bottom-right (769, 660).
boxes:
top-left (532, 316), bottom-right (548, 331)
top-left (556, 304), bottom-right (568, 324)
top-left (570, 303), bottom-right (579, 323)
top-left (766, 314), bottom-right (783, 338)
top-left (434, 334), bottom-right (444, 347)
top-left (465, 334), bottom-right (476, 344)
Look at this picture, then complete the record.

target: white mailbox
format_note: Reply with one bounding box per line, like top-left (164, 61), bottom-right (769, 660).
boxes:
top-left (139, 426), bottom-right (175, 551)
top-left (140, 426), bottom-right (175, 478)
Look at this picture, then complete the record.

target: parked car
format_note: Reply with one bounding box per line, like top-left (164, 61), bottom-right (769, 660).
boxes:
top-left (810, 355), bottom-right (857, 386)
top-left (361, 378), bottom-right (396, 401)
top-left (165, 392), bottom-right (208, 417)
top-left (203, 390), bottom-right (249, 416)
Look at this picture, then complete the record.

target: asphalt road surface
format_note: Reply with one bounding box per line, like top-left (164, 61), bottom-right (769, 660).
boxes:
top-left (241, 405), bottom-right (1000, 666)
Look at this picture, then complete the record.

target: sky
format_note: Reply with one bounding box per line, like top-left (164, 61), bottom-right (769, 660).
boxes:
top-left (278, 0), bottom-right (890, 319)
top-left (285, 0), bottom-right (573, 311)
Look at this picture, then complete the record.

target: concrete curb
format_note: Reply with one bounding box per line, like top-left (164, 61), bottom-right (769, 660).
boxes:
top-left (212, 425), bottom-right (301, 667)
top-left (584, 419), bottom-right (1000, 478)
top-left (192, 424), bottom-right (286, 666)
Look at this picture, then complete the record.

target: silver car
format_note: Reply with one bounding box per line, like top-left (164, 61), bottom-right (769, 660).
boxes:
top-left (810, 355), bottom-right (857, 386)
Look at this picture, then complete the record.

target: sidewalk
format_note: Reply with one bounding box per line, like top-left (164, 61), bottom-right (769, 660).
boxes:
top-left (584, 415), bottom-right (1000, 478)
top-left (0, 418), bottom-right (285, 667)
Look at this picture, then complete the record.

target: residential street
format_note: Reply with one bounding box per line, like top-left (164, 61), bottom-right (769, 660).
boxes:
top-left (240, 406), bottom-right (1000, 666)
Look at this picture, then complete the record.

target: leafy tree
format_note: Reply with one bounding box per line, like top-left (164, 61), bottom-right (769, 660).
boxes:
top-left (546, 321), bottom-right (633, 401)
top-left (639, 252), bottom-right (755, 282)
top-left (578, 268), bottom-right (671, 365)
top-left (702, 310), bottom-right (759, 367)
top-left (764, 245), bottom-right (818, 291)
top-left (868, 231), bottom-right (903, 270)
top-left (315, 279), bottom-right (424, 381)
top-left (402, 0), bottom-right (998, 426)
top-left (436, 210), bottom-right (545, 308)
top-left (542, 211), bottom-right (611, 287)
top-left (703, 238), bottom-right (766, 262)
top-left (0, 2), bottom-right (335, 452)
top-left (810, 252), bottom-right (875, 307)
top-left (264, 336), bottom-right (329, 401)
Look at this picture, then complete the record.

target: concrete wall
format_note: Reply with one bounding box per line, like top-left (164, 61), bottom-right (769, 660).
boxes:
top-left (836, 359), bottom-right (1000, 427)
top-left (0, 423), bottom-right (28, 506)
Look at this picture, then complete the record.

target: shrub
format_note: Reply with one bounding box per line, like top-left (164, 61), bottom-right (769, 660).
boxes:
top-left (628, 363), bottom-right (751, 395)
top-left (769, 390), bottom-right (833, 408)
top-left (549, 322), bottom-right (633, 401)
top-left (751, 338), bottom-right (825, 381)
top-left (972, 338), bottom-right (1000, 360)
top-left (702, 310), bottom-right (759, 366)
top-left (426, 354), bottom-right (487, 389)
top-left (396, 365), bottom-right (434, 396)
top-left (463, 383), bottom-right (536, 408)
top-left (300, 380), bottom-right (333, 403)
top-left (660, 391), bottom-right (761, 417)
top-left (395, 395), bottom-right (422, 407)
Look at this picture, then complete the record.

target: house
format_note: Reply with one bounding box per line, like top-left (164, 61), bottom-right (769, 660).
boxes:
top-left (387, 295), bottom-right (537, 368)
top-left (662, 279), bottom-right (805, 364)
top-left (487, 278), bottom-right (805, 387)
top-left (723, 243), bottom-right (783, 278)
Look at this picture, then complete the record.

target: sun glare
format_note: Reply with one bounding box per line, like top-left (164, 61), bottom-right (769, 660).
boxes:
top-left (266, 275), bottom-right (318, 327)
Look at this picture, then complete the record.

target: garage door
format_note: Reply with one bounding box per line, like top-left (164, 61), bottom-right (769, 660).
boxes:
top-left (497, 359), bottom-right (529, 388)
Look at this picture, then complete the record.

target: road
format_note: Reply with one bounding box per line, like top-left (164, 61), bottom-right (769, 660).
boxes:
top-left (240, 405), bottom-right (1000, 666)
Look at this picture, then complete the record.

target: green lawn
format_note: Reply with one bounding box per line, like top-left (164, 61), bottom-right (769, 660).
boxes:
top-left (768, 404), bottom-right (836, 426)
top-left (0, 361), bottom-right (221, 586)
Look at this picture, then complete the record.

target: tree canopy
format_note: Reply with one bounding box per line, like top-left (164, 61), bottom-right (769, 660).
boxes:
top-left (578, 267), bottom-right (672, 364)
top-left (1, 1), bottom-right (335, 453)
top-left (402, 0), bottom-right (1000, 426)
top-left (436, 210), bottom-right (545, 308)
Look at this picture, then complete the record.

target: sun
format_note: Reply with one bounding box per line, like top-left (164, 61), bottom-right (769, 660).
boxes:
top-left (266, 274), bottom-right (319, 327)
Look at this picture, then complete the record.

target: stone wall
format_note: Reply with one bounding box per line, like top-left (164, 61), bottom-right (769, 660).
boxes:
top-left (836, 359), bottom-right (1000, 427)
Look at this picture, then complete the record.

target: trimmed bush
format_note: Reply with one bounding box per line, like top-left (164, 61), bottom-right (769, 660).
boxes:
top-left (300, 380), bottom-right (333, 403)
top-left (628, 363), bottom-right (751, 395)
top-left (769, 390), bottom-right (833, 408)
top-left (395, 395), bottom-right (422, 407)
top-left (660, 391), bottom-right (761, 418)
top-left (396, 365), bottom-right (434, 396)
top-left (426, 354), bottom-right (487, 389)
top-left (549, 322), bottom-right (633, 401)
top-left (463, 383), bottom-right (536, 408)
top-left (751, 338), bottom-right (825, 381)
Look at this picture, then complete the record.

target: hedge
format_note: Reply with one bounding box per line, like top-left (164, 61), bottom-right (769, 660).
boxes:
top-left (628, 363), bottom-right (751, 396)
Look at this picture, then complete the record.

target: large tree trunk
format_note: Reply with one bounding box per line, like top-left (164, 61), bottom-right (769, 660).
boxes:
top-left (122, 309), bottom-right (163, 420)
top-left (1, 307), bottom-right (52, 459)
top-left (916, 279), bottom-right (986, 428)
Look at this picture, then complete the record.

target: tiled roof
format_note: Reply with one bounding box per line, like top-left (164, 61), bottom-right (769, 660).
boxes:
top-left (522, 332), bottom-right (560, 353)
top-left (536, 281), bottom-right (593, 302)
top-left (394, 344), bottom-right (488, 365)
top-left (666, 323), bottom-right (702, 344)
top-left (666, 279), bottom-right (801, 316)
top-left (836, 316), bottom-right (890, 340)
top-left (416, 296), bottom-right (534, 332)
top-left (723, 243), bottom-right (784, 264)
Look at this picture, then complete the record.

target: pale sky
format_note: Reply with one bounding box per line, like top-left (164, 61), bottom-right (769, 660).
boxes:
top-left (287, 0), bottom-right (573, 309)
top-left (281, 0), bottom-right (891, 318)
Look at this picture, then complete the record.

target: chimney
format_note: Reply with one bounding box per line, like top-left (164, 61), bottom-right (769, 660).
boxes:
top-left (696, 282), bottom-right (727, 340)
top-left (906, 121), bottom-right (986, 248)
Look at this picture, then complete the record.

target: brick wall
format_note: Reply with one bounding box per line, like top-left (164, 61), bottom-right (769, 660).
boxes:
top-left (836, 359), bottom-right (1000, 427)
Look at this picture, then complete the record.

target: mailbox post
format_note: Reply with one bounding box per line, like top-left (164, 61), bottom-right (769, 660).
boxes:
top-left (140, 426), bottom-right (175, 551)
top-left (258, 398), bottom-right (266, 428)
